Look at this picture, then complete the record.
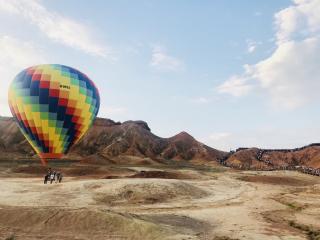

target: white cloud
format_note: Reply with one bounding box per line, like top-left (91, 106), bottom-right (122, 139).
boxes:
top-left (150, 45), bottom-right (184, 72)
top-left (248, 45), bottom-right (256, 53)
top-left (275, 0), bottom-right (320, 44)
top-left (246, 39), bottom-right (261, 53)
top-left (0, 0), bottom-right (112, 58)
top-left (0, 35), bottom-right (47, 116)
top-left (218, 0), bottom-right (320, 110)
top-left (217, 75), bottom-right (254, 97)
top-left (254, 37), bottom-right (320, 109)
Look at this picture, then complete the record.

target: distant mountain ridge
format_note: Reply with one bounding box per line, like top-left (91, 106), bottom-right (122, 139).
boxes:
top-left (0, 116), bottom-right (227, 164)
top-left (1, 116), bottom-right (320, 172)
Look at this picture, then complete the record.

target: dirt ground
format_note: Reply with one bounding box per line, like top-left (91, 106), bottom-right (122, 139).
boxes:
top-left (1, 163), bottom-right (320, 240)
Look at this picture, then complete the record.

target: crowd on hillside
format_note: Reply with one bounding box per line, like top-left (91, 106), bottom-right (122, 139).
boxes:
top-left (223, 163), bottom-right (320, 177)
top-left (236, 143), bottom-right (320, 153)
top-left (216, 144), bottom-right (320, 177)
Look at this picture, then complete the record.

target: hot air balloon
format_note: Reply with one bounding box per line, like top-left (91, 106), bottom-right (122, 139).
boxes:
top-left (8, 64), bottom-right (100, 165)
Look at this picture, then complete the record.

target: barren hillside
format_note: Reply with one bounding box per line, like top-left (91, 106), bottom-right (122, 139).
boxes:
top-left (0, 116), bottom-right (227, 164)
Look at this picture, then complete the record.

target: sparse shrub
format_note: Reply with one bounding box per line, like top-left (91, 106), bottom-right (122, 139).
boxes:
top-left (288, 220), bottom-right (320, 240)
top-left (5, 234), bottom-right (16, 240)
top-left (212, 237), bottom-right (239, 240)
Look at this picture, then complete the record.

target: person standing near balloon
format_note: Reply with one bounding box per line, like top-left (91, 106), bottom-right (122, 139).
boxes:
top-left (8, 64), bottom-right (100, 166)
top-left (44, 174), bottom-right (48, 184)
top-left (50, 172), bottom-right (55, 184)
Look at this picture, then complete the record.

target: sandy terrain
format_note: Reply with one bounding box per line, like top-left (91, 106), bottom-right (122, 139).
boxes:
top-left (1, 165), bottom-right (320, 240)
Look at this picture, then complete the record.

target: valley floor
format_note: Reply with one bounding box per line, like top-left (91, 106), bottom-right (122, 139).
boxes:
top-left (0, 165), bottom-right (320, 240)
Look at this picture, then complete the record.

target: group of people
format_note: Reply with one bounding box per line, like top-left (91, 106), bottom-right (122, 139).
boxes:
top-left (44, 168), bottom-right (63, 184)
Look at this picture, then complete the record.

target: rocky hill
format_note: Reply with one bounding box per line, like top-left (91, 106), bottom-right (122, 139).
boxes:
top-left (0, 116), bottom-right (227, 164)
top-left (225, 145), bottom-right (320, 171)
top-left (1, 116), bottom-right (320, 171)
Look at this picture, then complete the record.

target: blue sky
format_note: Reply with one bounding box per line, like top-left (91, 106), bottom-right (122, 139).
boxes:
top-left (0, 0), bottom-right (319, 150)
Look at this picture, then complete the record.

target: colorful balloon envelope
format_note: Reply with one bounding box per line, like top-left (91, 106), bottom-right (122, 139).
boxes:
top-left (8, 64), bottom-right (100, 164)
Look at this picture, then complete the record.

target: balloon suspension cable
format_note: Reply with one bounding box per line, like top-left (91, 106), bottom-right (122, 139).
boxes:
top-left (40, 158), bottom-right (48, 166)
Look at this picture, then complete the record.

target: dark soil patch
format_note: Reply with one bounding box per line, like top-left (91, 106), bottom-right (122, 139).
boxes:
top-left (65, 166), bottom-right (134, 178)
top-left (239, 175), bottom-right (315, 186)
top-left (102, 170), bottom-right (193, 180)
top-left (11, 166), bottom-right (46, 175)
top-left (212, 237), bottom-right (240, 240)
top-left (103, 175), bottom-right (121, 179)
top-left (129, 170), bottom-right (193, 179)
